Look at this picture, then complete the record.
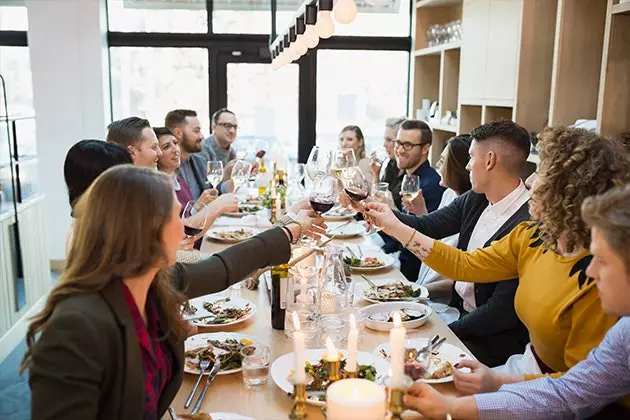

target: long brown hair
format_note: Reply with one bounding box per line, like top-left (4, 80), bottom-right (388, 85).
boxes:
top-left (21, 165), bottom-right (188, 372)
top-left (340, 125), bottom-right (366, 159)
top-left (441, 134), bottom-right (472, 195)
top-left (532, 127), bottom-right (630, 253)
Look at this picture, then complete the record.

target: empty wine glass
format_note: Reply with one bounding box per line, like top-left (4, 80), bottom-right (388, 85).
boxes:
top-left (306, 145), bottom-right (332, 181)
top-left (207, 161), bottom-right (223, 188)
top-left (331, 148), bottom-right (357, 180)
top-left (181, 201), bottom-right (207, 244)
top-left (401, 174), bottom-right (421, 202)
top-left (292, 163), bottom-right (307, 190)
top-left (231, 159), bottom-right (252, 192)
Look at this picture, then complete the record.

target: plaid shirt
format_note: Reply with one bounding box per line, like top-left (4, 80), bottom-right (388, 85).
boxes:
top-left (123, 285), bottom-right (173, 420)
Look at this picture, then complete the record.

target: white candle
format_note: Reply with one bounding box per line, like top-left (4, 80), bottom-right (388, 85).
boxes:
top-left (325, 336), bottom-right (339, 362)
top-left (346, 314), bottom-right (358, 373)
top-left (292, 312), bottom-right (306, 384)
top-left (275, 194), bottom-right (282, 215)
top-left (326, 379), bottom-right (386, 420)
top-left (389, 312), bottom-right (406, 388)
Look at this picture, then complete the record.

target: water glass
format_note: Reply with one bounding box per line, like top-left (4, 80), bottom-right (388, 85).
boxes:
top-left (241, 345), bottom-right (270, 388)
top-left (321, 316), bottom-right (346, 348)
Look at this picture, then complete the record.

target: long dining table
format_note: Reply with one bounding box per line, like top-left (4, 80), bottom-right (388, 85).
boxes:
top-left (169, 217), bottom-right (471, 419)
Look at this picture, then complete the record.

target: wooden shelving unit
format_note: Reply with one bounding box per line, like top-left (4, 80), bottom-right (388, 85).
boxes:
top-left (413, 42), bottom-right (461, 57)
top-left (611, 1), bottom-right (630, 14)
top-left (482, 106), bottom-right (513, 124)
top-left (458, 105), bottom-right (482, 134)
top-left (548, 0), bottom-right (608, 126)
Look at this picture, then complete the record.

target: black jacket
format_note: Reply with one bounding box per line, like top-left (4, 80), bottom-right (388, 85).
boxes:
top-left (29, 227), bottom-right (291, 420)
top-left (396, 190), bottom-right (531, 366)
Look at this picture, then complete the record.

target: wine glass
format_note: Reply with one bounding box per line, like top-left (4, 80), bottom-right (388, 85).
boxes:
top-left (331, 148), bottom-right (357, 180)
top-left (306, 146), bottom-right (332, 181)
top-left (309, 175), bottom-right (338, 215)
top-left (181, 201), bottom-right (207, 244)
top-left (342, 167), bottom-right (382, 234)
top-left (372, 182), bottom-right (391, 203)
top-left (231, 159), bottom-right (252, 193)
top-left (235, 147), bottom-right (248, 160)
top-left (292, 163), bottom-right (307, 189)
top-left (401, 174), bottom-right (421, 202)
top-left (207, 161), bottom-right (223, 188)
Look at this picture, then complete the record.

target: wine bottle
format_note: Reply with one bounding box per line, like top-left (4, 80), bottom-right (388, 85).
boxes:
top-left (256, 157), bottom-right (269, 195)
top-left (271, 264), bottom-right (290, 330)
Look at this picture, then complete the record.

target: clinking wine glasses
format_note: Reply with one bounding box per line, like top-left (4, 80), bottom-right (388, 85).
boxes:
top-left (207, 160), bottom-right (223, 188)
top-left (342, 167), bottom-right (382, 234)
top-left (231, 159), bottom-right (252, 192)
top-left (181, 201), bottom-right (207, 245)
top-left (306, 145), bottom-right (332, 181)
top-left (331, 148), bottom-right (357, 180)
top-left (309, 175), bottom-right (339, 215)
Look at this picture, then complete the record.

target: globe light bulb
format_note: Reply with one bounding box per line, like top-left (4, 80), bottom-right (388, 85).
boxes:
top-left (288, 44), bottom-right (301, 62)
top-left (303, 24), bottom-right (320, 48)
top-left (333, 0), bottom-right (358, 24)
top-left (315, 10), bottom-right (335, 39)
top-left (294, 35), bottom-right (308, 56)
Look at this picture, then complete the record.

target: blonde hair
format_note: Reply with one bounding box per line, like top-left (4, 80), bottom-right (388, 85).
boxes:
top-left (532, 127), bottom-right (630, 252)
top-left (339, 125), bottom-right (366, 160)
top-left (21, 165), bottom-right (188, 372)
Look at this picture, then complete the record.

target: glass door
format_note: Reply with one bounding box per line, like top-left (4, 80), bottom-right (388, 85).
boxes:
top-left (216, 52), bottom-right (300, 163)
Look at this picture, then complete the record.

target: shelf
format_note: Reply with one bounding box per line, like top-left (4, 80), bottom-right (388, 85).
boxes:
top-left (415, 0), bottom-right (461, 8)
top-left (430, 123), bottom-right (457, 133)
top-left (413, 42), bottom-right (461, 57)
top-left (527, 152), bottom-right (540, 165)
top-left (612, 2), bottom-right (630, 15)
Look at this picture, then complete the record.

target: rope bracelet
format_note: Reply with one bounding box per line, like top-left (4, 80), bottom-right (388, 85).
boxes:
top-left (404, 229), bottom-right (417, 248)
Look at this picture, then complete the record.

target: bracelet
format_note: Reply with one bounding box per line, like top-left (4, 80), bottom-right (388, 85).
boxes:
top-left (403, 229), bottom-right (417, 248)
top-left (281, 226), bottom-right (294, 244)
top-left (277, 214), bottom-right (303, 244)
top-left (285, 221), bottom-right (302, 244)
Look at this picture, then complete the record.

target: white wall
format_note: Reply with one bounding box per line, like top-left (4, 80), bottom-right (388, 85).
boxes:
top-left (26, 0), bottom-right (110, 261)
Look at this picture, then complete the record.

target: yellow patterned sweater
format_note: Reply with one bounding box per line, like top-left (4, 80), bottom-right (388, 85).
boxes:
top-left (424, 222), bottom-right (617, 380)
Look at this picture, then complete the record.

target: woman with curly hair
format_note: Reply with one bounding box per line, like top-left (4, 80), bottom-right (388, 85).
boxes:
top-left (364, 126), bottom-right (630, 393)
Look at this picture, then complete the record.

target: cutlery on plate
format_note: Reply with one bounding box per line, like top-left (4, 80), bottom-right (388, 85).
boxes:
top-left (167, 407), bottom-right (177, 420)
top-left (360, 274), bottom-right (378, 289)
top-left (357, 245), bottom-right (364, 258)
top-left (429, 337), bottom-right (447, 354)
top-left (185, 358), bottom-right (212, 408)
top-left (191, 358), bottom-right (221, 415)
top-left (327, 221), bottom-right (351, 235)
top-left (346, 246), bottom-right (358, 259)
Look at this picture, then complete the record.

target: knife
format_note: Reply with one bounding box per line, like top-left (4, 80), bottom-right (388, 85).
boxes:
top-left (190, 358), bottom-right (221, 415)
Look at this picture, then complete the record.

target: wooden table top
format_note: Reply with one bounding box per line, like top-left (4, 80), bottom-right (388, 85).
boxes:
top-left (169, 218), bottom-right (468, 419)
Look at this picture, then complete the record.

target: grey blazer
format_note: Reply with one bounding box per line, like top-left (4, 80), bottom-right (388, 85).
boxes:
top-left (29, 227), bottom-right (291, 420)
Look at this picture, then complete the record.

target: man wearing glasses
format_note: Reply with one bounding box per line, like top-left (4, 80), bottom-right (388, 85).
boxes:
top-left (200, 108), bottom-right (239, 166)
top-left (386, 120), bottom-right (445, 281)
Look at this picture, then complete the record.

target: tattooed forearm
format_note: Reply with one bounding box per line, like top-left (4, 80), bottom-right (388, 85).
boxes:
top-left (408, 239), bottom-right (433, 260)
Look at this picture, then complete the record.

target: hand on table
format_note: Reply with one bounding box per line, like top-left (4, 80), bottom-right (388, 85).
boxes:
top-left (453, 359), bottom-right (504, 394)
top-left (404, 382), bottom-right (454, 420)
top-left (402, 189), bottom-right (427, 215)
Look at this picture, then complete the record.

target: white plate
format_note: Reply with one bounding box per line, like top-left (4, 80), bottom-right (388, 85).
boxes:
top-left (206, 227), bottom-right (260, 243)
top-left (345, 253), bottom-right (395, 272)
top-left (271, 349), bottom-right (381, 407)
top-left (322, 208), bottom-right (357, 221)
top-left (362, 302), bottom-right (432, 331)
top-left (184, 332), bottom-right (259, 376)
top-left (184, 295), bottom-right (256, 327)
top-left (361, 280), bottom-right (429, 303)
top-left (224, 204), bottom-right (263, 218)
top-left (326, 223), bottom-right (365, 239)
top-left (373, 338), bottom-right (471, 383)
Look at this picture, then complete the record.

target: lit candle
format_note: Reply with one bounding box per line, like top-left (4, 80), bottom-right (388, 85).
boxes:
top-left (346, 314), bottom-right (358, 373)
top-left (325, 336), bottom-right (339, 362)
top-left (326, 379), bottom-right (386, 420)
top-left (389, 312), bottom-right (406, 388)
top-left (292, 312), bottom-right (306, 384)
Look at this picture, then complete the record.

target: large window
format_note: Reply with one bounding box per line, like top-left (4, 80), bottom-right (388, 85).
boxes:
top-left (109, 47), bottom-right (210, 130)
top-left (0, 46), bottom-right (34, 118)
top-left (0, 4), bottom-right (28, 31)
top-left (227, 63), bottom-right (299, 162)
top-left (107, 0), bottom-right (208, 33)
top-left (316, 50), bottom-right (409, 153)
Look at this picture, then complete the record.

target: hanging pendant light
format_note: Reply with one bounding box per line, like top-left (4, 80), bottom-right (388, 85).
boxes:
top-left (315, 0), bottom-right (335, 39)
top-left (303, 4), bottom-right (320, 48)
top-left (334, 0), bottom-right (358, 24)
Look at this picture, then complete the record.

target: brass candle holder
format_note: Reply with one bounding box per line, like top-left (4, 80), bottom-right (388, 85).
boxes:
top-left (345, 362), bottom-right (358, 379)
top-left (289, 382), bottom-right (308, 420)
top-left (324, 352), bottom-right (343, 382)
top-left (385, 375), bottom-right (413, 420)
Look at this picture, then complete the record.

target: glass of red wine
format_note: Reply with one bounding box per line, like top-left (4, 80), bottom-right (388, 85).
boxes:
top-left (309, 175), bottom-right (338, 215)
top-left (181, 201), bottom-right (207, 244)
top-left (342, 167), bottom-right (382, 234)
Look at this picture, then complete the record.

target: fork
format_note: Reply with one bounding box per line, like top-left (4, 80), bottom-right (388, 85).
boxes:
top-left (184, 358), bottom-right (211, 408)
top-left (360, 274), bottom-right (378, 289)
top-left (346, 246), bottom-right (359, 259)
top-left (357, 245), bottom-right (364, 258)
